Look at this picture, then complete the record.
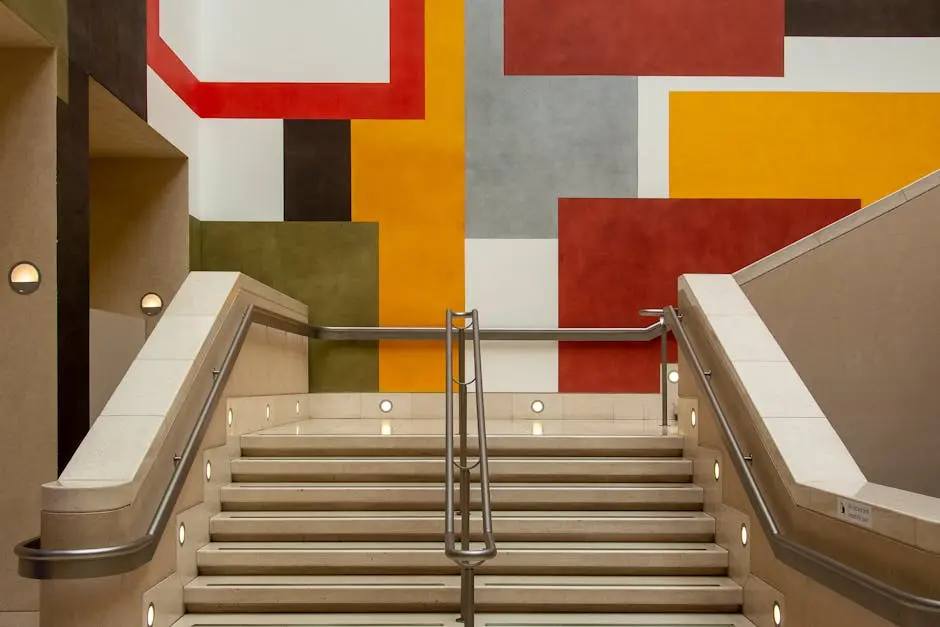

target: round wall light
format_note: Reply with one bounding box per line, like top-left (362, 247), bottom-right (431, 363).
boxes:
top-left (668, 370), bottom-right (680, 384)
top-left (773, 601), bottom-right (782, 626)
top-left (691, 408), bottom-right (697, 428)
top-left (531, 400), bottom-right (545, 414)
top-left (8, 261), bottom-right (40, 295)
top-left (178, 522), bottom-right (186, 546)
top-left (379, 399), bottom-right (394, 413)
top-left (146, 602), bottom-right (155, 627)
top-left (140, 292), bottom-right (164, 316)
top-left (227, 408), bottom-right (233, 427)
top-left (205, 460), bottom-right (212, 482)
top-left (740, 523), bottom-right (749, 547)
top-left (713, 460), bottom-right (721, 481)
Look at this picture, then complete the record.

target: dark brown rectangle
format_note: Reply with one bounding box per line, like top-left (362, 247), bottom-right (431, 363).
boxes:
top-left (786, 0), bottom-right (940, 36)
top-left (284, 120), bottom-right (352, 222)
top-left (68, 0), bottom-right (147, 119)
top-left (56, 62), bottom-right (91, 472)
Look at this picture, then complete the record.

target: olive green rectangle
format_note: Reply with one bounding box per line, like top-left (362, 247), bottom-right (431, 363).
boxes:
top-left (188, 215), bottom-right (202, 271)
top-left (198, 221), bottom-right (379, 392)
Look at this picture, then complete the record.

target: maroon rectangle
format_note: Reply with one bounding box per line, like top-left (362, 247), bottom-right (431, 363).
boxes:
top-left (504, 0), bottom-right (784, 77)
top-left (558, 198), bottom-right (860, 393)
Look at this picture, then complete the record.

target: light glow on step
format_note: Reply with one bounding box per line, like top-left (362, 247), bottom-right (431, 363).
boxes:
top-left (381, 420), bottom-right (393, 436)
top-left (531, 400), bottom-right (545, 414)
top-left (379, 399), bottom-right (394, 413)
top-left (532, 421), bottom-right (544, 436)
top-left (266, 404), bottom-right (271, 419)
top-left (146, 602), bottom-right (154, 627)
top-left (296, 400), bottom-right (301, 414)
top-left (774, 600), bottom-right (783, 625)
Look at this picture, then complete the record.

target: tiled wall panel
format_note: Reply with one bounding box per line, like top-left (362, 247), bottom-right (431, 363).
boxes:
top-left (670, 92), bottom-right (940, 205)
top-left (786, 0), bottom-right (940, 37)
top-left (558, 198), bottom-right (860, 392)
top-left (284, 120), bottom-right (351, 222)
top-left (504, 0), bottom-right (784, 77)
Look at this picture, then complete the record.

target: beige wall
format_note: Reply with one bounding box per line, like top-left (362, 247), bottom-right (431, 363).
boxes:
top-left (677, 293), bottom-right (938, 626)
top-left (88, 309), bottom-right (145, 423)
top-left (740, 185), bottom-right (940, 499)
top-left (89, 158), bottom-right (189, 334)
top-left (0, 49), bottom-right (58, 616)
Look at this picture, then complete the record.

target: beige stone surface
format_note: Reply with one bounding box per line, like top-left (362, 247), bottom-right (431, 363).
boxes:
top-left (0, 48), bottom-right (57, 613)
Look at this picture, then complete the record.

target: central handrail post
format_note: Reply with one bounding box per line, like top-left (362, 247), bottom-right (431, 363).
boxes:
top-left (640, 309), bottom-right (669, 432)
top-left (457, 322), bottom-right (473, 626)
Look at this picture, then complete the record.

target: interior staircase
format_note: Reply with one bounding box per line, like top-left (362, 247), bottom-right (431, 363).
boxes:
top-left (173, 418), bottom-right (755, 626)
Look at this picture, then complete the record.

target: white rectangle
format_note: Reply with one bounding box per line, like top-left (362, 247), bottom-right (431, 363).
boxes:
top-left (199, 118), bottom-right (284, 222)
top-left (837, 497), bottom-right (874, 528)
top-left (199, 0), bottom-right (391, 84)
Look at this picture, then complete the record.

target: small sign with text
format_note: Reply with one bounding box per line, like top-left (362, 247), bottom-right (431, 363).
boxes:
top-left (837, 498), bottom-right (873, 528)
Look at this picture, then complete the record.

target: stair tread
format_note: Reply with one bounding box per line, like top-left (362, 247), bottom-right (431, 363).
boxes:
top-left (188, 574), bottom-right (741, 587)
top-left (211, 510), bottom-right (714, 519)
top-left (173, 613), bottom-right (757, 627)
top-left (199, 541), bottom-right (726, 551)
top-left (224, 483), bottom-right (700, 488)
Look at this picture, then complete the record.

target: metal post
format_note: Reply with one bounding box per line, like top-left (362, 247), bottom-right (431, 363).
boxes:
top-left (457, 324), bottom-right (473, 624)
top-left (461, 568), bottom-right (474, 627)
top-left (660, 314), bottom-right (668, 431)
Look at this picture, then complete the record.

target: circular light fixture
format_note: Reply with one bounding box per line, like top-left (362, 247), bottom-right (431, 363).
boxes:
top-left (227, 408), bottom-right (233, 427)
top-left (740, 523), bottom-right (749, 547)
top-left (713, 460), bottom-right (721, 481)
top-left (265, 404), bottom-right (271, 419)
top-left (379, 399), bottom-right (393, 413)
top-left (668, 370), bottom-right (680, 384)
top-left (691, 408), bottom-right (697, 428)
top-left (773, 601), bottom-right (782, 626)
top-left (146, 602), bottom-right (155, 627)
top-left (140, 292), bottom-right (164, 316)
top-left (178, 523), bottom-right (186, 546)
top-left (8, 261), bottom-right (41, 295)
top-left (531, 400), bottom-right (545, 414)
top-left (295, 400), bottom-right (301, 415)
top-left (205, 460), bottom-right (212, 482)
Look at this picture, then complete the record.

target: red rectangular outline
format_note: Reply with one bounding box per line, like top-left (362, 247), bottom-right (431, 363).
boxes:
top-left (148, 0), bottom-right (425, 119)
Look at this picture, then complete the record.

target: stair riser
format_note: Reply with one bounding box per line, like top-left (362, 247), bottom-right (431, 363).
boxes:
top-left (197, 553), bottom-right (728, 577)
top-left (220, 489), bottom-right (704, 512)
top-left (240, 437), bottom-right (684, 459)
top-left (185, 590), bottom-right (741, 614)
top-left (210, 519), bottom-right (715, 543)
top-left (230, 460), bottom-right (692, 484)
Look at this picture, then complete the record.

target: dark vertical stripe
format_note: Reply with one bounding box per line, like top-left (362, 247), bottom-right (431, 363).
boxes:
top-left (56, 62), bottom-right (91, 472)
top-left (284, 120), bottom-right (352, 222)
top-left (68, 0), bottom-right (147, 119)
top-left (786, 0), bottom-right (940, 36)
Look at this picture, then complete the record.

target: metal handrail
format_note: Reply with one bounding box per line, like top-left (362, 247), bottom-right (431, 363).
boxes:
top-left (664, 306), bottom-right (940, 627)
top-left (444, 310), bottom-right (497, 627)
top-left (16, 306), bottom-right (661, 579)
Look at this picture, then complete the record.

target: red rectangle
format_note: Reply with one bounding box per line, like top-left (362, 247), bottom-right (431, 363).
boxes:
top-left (504, 0), bottom-right (784, 77)
top-left (558, 198), bottom-right (859, 392)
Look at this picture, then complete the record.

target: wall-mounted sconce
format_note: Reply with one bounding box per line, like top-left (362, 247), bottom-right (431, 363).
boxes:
top-left (8, 262), bottom-right (41, 295)
top-left (140, 292), bottom-right (164, 316)
top-left (668, 370), bottom-right (680, 384)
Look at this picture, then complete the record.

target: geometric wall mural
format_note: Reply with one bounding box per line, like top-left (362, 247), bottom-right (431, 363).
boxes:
top-left (558, 198), bottom-right (861, 392)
